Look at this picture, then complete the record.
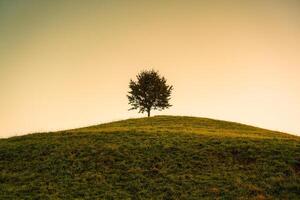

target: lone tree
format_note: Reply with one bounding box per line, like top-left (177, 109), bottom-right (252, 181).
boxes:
top-left (127, 69), bottom-right (173, 117)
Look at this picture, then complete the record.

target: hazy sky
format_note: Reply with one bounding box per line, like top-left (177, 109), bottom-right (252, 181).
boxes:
top-left (1, 0), bottom-right (300, 138)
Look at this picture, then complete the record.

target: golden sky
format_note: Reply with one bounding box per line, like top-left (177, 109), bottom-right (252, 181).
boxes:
top-left (1, 0), bottom-right (300, 137)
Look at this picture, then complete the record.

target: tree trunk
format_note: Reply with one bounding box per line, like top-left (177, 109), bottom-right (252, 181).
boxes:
top-left (147, 109), bottom-right (150, 117)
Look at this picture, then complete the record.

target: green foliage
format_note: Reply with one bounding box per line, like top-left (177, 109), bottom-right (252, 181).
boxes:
top-left (127, 70), bottom-right (173, 117)
top-left (0, 116), bottom-right (299, 199)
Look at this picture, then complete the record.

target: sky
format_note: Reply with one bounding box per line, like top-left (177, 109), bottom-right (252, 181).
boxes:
top-left (0, 0), bottom-right (300, 138)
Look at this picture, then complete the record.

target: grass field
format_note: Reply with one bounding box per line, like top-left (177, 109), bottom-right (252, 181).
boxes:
top-left (0, 116), bottom-right (299, 199)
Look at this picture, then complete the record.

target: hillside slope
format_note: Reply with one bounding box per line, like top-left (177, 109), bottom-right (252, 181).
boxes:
top-left (0, 116), bottom-right (299, 199)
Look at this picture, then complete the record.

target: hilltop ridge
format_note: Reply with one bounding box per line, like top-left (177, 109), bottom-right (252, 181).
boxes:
top-left (71, 116), bottom-right (296, 139)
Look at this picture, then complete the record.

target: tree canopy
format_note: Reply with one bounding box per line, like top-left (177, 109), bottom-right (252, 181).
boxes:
top-left (127, 70), bottom-right (173, 117)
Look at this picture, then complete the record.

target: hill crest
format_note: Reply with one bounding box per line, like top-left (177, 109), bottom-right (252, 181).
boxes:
top-left (68, 115), bottom-right (297, 140)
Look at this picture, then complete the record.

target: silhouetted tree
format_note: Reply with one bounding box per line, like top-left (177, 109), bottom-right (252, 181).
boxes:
top-left (127, 69), bottom-right (173, 117)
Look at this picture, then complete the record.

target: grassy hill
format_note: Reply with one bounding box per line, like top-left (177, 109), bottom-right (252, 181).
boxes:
top-left (0, 116), bottom-right (299, 199)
